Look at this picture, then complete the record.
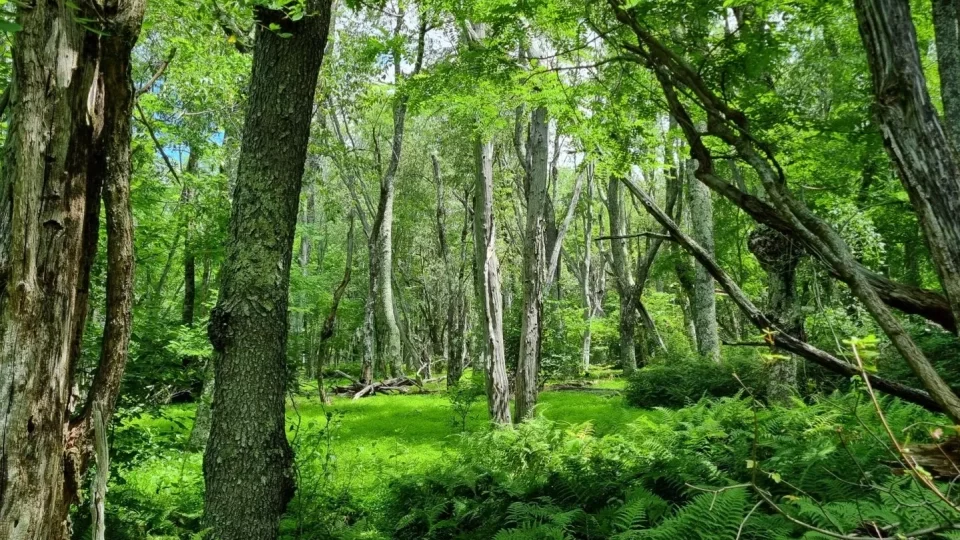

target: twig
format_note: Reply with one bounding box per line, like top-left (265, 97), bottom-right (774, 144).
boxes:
top-left (850, 342), bottom-right (960, 512)
top-left (735, 501), bottom-right (762, 540)
top-left (136, 48), bottom-right (177, 97)
top-left (135, 102), bottom-right (182, 185)
top-left (594, 231), bottom-right (672, 242)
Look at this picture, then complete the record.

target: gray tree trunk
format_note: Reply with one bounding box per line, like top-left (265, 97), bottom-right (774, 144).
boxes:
top-left (606, 176), bottom-right (638, 373)
top-left (473, 138), bottom-right (512, 425)
top-left (515, 106), bottom-right (549, 421)
top-left (932, 0), bottom-right (960, 151)
top-left (856, 0), bottom-right (960, 333)
top-left (203, 4), bottom-right (331, 539)
top-left (685, 162), bottom-right (721, 362)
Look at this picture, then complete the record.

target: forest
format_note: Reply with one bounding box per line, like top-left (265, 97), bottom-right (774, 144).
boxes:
top-left (5, 0), bottom-right (960, 538)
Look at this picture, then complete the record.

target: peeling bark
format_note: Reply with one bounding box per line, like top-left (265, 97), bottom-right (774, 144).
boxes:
top-left (473, 138), bottom-right (512, 425)
top-left (0, 0), bottom-right (145, 535)
top-left (515, 106), bottom-right (549, 421)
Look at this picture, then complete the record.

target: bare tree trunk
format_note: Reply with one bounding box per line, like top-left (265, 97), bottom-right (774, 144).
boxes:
top-left (515, 106), bottom-right (549, 421)
top-left (473, 138), bottom-right (512, 424)
top-left (606, 176), bottom-right (638, 374)
top-left (203, 4), bottom-right (331, 538)
top-left (188, 362), bottom-right (214, 450)
top-left (0, 0), bottom-right (144, 535)
top-left (855, 0), bottom-right (960, 331)
top-left (685, 162), bottom-right (720, 362)
top-left (580, 164), bottom-right (596, 371)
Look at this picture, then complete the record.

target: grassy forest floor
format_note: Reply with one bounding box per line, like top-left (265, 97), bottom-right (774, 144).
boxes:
top-left (110, 369), bottom-right (641, 537)
top-left (105, 365), bottom-right (952, 539)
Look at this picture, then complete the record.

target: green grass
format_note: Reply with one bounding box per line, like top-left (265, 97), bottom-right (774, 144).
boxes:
top-left (111, 373), bottom-right (642, 537)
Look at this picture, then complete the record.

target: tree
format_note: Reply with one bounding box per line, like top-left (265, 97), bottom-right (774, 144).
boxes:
top-left (685, 162), bottom-right (720, 362)
top-left (515, 105), bottom-right (550, 420)
top-left (203, 2), bottom-right (332, 537)
top-left (0, 0), bottom-right (145, 535)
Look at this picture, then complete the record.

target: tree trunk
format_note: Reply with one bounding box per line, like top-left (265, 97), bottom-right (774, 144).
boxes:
top-left (203, 5), bottom-right (331, 539)
top-left (685, 162), bottom-right (721, 362)
top-left (473, 138), bottom-right (512, 425)
top-left (855, 0), bottom-right (960, 332)
top-left (0, 0), bottom-right (144, 535)
top-left (515, 106), bottom-right (549, 421)
top-left (932, 0), bottom-right (960, 151)
top-left (581, 164), bottom-right (596, 372)
top-left (316, 213), bottom-right (355, 404)
top-left (748, 226), bottom-right (803, 404)
top-left (182, 149), bottom-right (200, 327)
top-left (188, 362), bottom-right (214, 450)
top-left (606, 176), bottom-right (638, 373)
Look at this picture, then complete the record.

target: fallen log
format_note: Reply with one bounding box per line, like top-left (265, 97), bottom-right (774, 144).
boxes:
top-left (330, 376), bottom-right (430, 399)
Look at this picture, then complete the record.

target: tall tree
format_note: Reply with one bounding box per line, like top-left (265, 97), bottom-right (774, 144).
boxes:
top-left (364, 11), bottom-right (427, 378)
top-left (0, 0), bottom-right (145, 535)
top-left (515, 105), bottom-right (550, 420)
top-left (606, 175), bottom-right (639, 373)
top-left (474, 136), bottom-right (512, 424)
top-left (685, 164), bottom-right (720, 362)
top-left (203, 2), bottom-right (332, 538)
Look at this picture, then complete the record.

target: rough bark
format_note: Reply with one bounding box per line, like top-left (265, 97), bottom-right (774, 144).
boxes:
top-left (932, 0), bottom-right (960, 151)
top-left (473, 138), bottom-right (512, 425)
top-left (606, 176), bottom-right (638, 373)
top-left (855, 0), bottom-right (960, 332)
top-left (685, 162), bottom-right (721, 362)
top-left (515, 106), bottom-right (549, 421)
top-left (203, 4), bottom-right (331, 539)
top-left (0, 0), bottom-right (144, 535)
top-left (188, 362), bottom-right (214, 451)
top-left (748, 226), bottom-right (803, 404)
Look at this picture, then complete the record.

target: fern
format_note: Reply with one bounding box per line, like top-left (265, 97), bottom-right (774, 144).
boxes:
top-left (628, 487), bottom-right (748, 540)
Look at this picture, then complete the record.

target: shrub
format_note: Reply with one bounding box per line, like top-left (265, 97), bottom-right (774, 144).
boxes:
top-left (623, 353), bottom-right (767, 408)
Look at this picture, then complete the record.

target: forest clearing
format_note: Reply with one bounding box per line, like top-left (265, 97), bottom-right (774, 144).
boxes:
top-left (4, 0), bottom-right (960, 538)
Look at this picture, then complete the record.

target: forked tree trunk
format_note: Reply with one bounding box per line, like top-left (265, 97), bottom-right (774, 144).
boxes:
top-left (203, 4), bottom-right (332, 539)
top-left (473, 138), bottom-right (512, 425)
top-left (0, 0), bottom-right (145, 535)
top-left (515, 106), bottom-right (549, 421)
